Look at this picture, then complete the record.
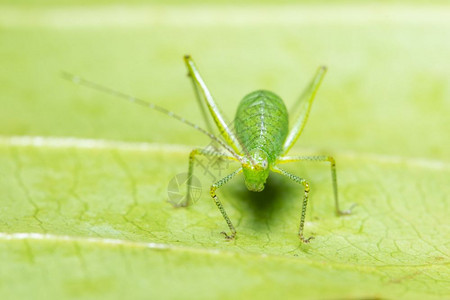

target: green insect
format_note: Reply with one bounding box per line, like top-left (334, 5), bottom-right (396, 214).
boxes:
top-left (64, 55), bottom-right (353, 243)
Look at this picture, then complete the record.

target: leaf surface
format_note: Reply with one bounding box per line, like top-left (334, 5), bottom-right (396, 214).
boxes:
top-left (0, 3), bottom-right (449, 299)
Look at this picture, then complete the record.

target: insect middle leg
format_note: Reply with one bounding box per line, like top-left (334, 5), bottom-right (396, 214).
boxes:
top-left (272, 167), bottom-right (313, 243)
top-left (175, 148), bottom-right (238, 207)
top-left (277, 155), bottom-right (354, 215)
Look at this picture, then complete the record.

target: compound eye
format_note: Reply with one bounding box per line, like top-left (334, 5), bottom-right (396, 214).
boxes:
top-left (261, 160), bottom-right (268, 169)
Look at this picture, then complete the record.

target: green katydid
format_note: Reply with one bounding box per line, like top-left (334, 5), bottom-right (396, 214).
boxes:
top-left (63, 55), bottom-right (353, 243)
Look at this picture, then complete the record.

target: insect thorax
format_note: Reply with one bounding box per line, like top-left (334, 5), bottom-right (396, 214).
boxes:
top-left (242, 148), bottom-right (270, 192)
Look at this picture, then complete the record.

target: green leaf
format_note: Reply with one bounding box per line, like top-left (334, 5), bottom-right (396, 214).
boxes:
top-left (1, 3), bottom-right (449, 299)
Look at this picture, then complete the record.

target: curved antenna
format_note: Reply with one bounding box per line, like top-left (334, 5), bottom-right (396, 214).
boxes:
top-left (61, 71), bottom-right (243, 163)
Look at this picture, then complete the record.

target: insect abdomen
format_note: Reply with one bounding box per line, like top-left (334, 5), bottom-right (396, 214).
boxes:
top-left (234, 90), bottom-right (289, 161)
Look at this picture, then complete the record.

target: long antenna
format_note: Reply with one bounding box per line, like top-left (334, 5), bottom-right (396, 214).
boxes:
top-left (61, 71), bottom-right (243, 163)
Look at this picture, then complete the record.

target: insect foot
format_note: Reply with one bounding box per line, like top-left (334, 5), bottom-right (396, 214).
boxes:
top-left (171, 201), bottom-right (188, 208)
top-left (221, 231), bottom-right (236, 240)
top-left (337, 203), bottom-right (358, 216)
top-left (299, 234), bottom-right (314, 244)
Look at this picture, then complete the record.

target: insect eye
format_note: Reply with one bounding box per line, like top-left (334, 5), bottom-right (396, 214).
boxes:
top-left (261, 160), bottom-right (268, 169)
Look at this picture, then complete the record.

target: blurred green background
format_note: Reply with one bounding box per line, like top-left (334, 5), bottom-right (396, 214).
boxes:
top-left (1, 2), bottom-right (449, 158)
top-left (0, 1), bottom-right (449, 299)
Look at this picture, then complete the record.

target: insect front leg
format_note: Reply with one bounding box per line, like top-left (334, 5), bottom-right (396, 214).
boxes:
top-left (277, 155), bottom-right (355, 215)
top-left (210, 168), bottom-right (242, 240)
top-left (272, 167), bottom-right (314, 243)
top-left (174, 148), bottom-right (237, 207)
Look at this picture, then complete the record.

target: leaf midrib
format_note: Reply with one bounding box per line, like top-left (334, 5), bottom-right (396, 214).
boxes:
top-left (1, 232), bottom-right (448, 271)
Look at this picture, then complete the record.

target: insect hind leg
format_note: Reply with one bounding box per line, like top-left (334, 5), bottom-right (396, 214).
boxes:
top-left (282, 66), bottom-right (327, 155)
top-left (185, 58), bottom-right (215, 135)
top-left (277, 155), bottom-right (356, 215)
top-left (183, 55), bottom-right (243, 154)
